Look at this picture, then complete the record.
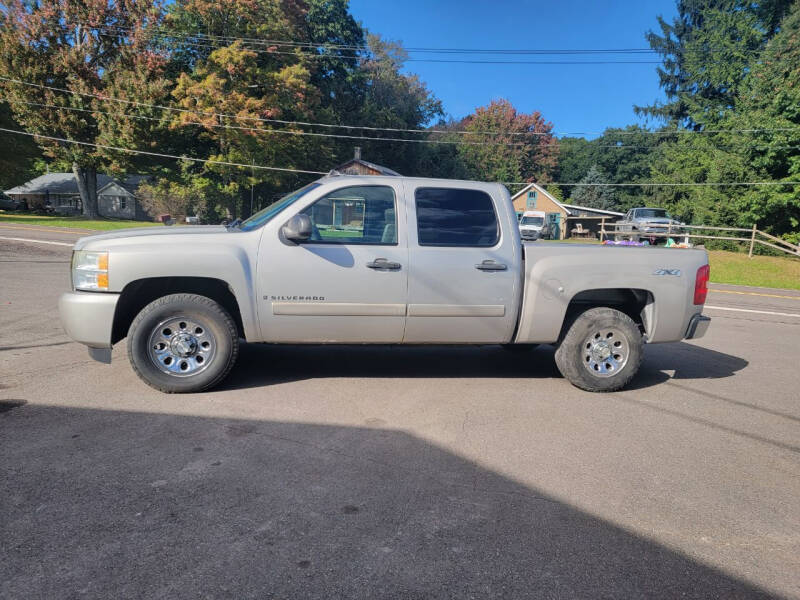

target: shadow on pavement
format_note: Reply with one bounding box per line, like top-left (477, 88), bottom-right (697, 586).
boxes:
top-left (219, 341), bottom-right (747, 392)
top-left (1, 403), bottom-right (781, 599)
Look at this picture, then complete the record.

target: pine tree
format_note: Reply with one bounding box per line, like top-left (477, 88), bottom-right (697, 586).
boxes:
top-left (570, 165), bottom-right (618, 211)
top-left (636, 0), bottom-right (792, 128)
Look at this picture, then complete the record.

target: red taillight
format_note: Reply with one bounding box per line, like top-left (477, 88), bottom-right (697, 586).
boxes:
top-left (694, 264), bottom-right (710, 305)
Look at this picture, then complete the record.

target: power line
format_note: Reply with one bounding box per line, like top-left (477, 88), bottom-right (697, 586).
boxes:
top-left (2, 126), bottom-right (798, 188)
top-left (2, 97), bottom-right (535, 147)
top-left (0, 126), bottom-right (326, 175)
top-left (97, 31), bottom-right (661, 65)
top-left (12, 98), bottom-right (800, 153)
top-left (0, 75), bottom-right (551, 141)
top-left (4, 74), bottom-right (800, 140)
top-left (93, 24), bottom-right (766, 57)
top-left (501, 180), bottom-right (800, 187)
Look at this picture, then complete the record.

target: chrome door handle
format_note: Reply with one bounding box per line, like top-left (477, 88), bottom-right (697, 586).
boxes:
top-left (475, 259), bottom-right (507, 271)
top-left (367, 258), bottom-right (402, 271)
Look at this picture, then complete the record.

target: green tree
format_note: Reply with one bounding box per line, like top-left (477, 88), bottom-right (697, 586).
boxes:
top-left (556, 126), bottom-right (663, 209)
top-left (0, 1), bottom-right (169, 216)
top-left (554, 137), bottom-right (594, 195)
top-left (716, 1), bottom-right (800, 239)
top-left (0, 102), bottom-right (42, 190)
top-left (351, 35), bottom-right (444, 175)
top-left (636, 0), bottom-right (792, 127)
top-left (570, 165), bottom-right (618, 211)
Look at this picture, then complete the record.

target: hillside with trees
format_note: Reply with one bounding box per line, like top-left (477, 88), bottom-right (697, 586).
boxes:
top-left (0, 0), bottom-right (798, 242)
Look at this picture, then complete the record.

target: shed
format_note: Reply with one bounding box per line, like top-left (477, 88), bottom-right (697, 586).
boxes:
top-left (562, 204), bottom-right (624, 239)
top-left (329, 147), bottom-right (400, 177)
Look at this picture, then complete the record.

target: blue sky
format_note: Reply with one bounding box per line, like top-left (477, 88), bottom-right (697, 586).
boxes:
top-left (348, 0), bottom-right (679, 138)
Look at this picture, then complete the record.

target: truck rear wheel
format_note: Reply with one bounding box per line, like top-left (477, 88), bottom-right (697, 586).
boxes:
top-left (127, 294), bottom-right (239, 393)
top-left (554, 307), bottom-right (643, 392)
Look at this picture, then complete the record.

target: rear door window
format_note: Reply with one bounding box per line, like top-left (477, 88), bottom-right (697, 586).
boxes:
top-left (415, 187), bottom-right (499, 247)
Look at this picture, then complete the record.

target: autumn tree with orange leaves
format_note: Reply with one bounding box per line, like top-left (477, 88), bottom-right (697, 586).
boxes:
top-left (456, 99), bottom-right (558, 185)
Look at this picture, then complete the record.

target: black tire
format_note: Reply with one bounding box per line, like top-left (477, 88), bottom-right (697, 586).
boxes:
top-left (501, 343), bottom-right (539, 352)
top-left (554, 307), bottom-right (643, 392)
top-left (127, 293), bottom-right (239, 393)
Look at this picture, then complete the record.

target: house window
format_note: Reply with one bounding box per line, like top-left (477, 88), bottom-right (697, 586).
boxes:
top-left (120, 196), bottom-right (126, 210)
top-left (526, 190), bottom-right (537, 210)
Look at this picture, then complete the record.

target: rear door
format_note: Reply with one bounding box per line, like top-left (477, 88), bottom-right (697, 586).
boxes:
top-left (404, 183), bottom-right (520, 343)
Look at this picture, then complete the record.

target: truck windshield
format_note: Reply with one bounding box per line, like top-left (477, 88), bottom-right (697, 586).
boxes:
top-left (637, 208), bottom-right (670, 219)
top-left (239, 182), bottom-right (321, 231)
top-left (520, 216), bottom-right (543, 226)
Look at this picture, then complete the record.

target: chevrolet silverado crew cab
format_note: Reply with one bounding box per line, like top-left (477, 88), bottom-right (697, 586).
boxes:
top-left (59, 175), bottom-right (711, 394)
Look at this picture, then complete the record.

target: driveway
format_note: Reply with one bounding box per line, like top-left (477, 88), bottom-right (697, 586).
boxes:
top-left (2, 229), bottom-right (799, 599)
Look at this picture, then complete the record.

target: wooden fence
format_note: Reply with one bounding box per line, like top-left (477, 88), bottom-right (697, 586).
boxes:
top-left (594, 219), bottom-right (800, 258)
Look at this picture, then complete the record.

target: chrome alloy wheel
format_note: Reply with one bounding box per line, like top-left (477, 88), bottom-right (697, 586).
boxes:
top-left (582, 327), bottom-right (629, 377)
top-left (147, 316), bottom-right (217, 377)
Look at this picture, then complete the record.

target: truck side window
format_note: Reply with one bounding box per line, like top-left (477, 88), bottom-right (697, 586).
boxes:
top-left (415, 187), bottom-right (499, 247)
top-left (300, 185), bottom-right (397, 245)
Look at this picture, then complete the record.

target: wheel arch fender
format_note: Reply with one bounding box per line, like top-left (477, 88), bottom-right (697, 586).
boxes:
top-left (111, 276), bottom-right (252, 345)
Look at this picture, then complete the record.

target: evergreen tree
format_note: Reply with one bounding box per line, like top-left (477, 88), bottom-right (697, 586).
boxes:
top-left (570, 165), bottom-right (618, 211)
top-left (636, 0), bottom-right (792, 128)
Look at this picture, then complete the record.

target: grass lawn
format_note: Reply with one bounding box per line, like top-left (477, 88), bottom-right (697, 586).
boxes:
top-left (0, 212), bottom-right (161, 231)
top-left (707, 250), bottom-right (800, 290)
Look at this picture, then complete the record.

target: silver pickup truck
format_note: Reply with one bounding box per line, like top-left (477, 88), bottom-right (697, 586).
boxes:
top-left (59, 175), bottom-right (711, 393)
top-left (615, 207), bottom-right (684, 243)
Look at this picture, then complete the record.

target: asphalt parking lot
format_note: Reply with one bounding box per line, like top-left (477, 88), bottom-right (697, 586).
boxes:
top-left (2, 225), bottom-right (799, 599)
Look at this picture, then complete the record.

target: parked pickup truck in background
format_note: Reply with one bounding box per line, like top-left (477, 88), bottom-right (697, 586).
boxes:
top-left (59, 175), bottom-right (711, 394)
top-left (615, 207), bottom-right (684, 244)
top-left (518, 210), bottom-right (546, 241)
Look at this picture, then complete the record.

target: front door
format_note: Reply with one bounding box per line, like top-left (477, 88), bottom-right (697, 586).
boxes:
top-left (404, 183), bottom-right (520, 343)
top-left (257, 182), bottom-right (408, 343)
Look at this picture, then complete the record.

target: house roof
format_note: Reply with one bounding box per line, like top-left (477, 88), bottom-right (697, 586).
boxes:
top-left (329, 158), bottom-right (400, 177)
top-left (562, 204), bottom-right (624, 217)
top-left (5, 173), bottom-right (148, 196)
top-left (509, 182), bottom-right (572, 215)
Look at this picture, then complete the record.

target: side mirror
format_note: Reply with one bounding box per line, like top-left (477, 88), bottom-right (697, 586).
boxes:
top-left (281, 213), bottom-right (312, 243)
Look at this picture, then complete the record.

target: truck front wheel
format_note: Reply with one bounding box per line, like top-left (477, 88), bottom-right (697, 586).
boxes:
top-left (554, 307), bottom-right (643, 392)
top-left (127, 294), bottom-right (239, 393)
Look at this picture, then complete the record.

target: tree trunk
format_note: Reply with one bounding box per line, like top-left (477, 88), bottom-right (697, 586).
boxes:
top-left (73, 163), bottom-right (98, 218)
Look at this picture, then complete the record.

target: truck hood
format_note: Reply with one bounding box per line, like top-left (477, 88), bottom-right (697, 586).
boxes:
top-left (74, 225), bottom-right (229, 250)
top-left (638, 217), bottom-right (678, 225)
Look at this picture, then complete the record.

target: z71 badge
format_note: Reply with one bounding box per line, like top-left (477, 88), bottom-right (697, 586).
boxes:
top-left (653, 269), bottom-right (681, 276)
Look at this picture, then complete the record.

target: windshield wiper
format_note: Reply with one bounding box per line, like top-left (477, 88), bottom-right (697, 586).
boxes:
top-left (226, 218), bottom-right (242, 230)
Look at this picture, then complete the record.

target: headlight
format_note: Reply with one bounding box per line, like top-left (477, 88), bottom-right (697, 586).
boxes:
top-left (72, 250), bottom-right (109, 291)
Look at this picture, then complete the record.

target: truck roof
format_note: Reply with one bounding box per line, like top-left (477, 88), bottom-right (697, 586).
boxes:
top-left (317, 173), bottom-right (509, 191)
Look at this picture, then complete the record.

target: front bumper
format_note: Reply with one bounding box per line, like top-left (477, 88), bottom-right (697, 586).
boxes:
top-left (520, 230), bottom-right (540, 240)
top-left (685, 314), bottom-right (711, 339)
top-left (59, 291), bottom-right (120, 358)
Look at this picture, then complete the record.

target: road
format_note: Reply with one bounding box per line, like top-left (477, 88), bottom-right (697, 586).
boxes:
top-left (2, 225), bottom-right (799, 599)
